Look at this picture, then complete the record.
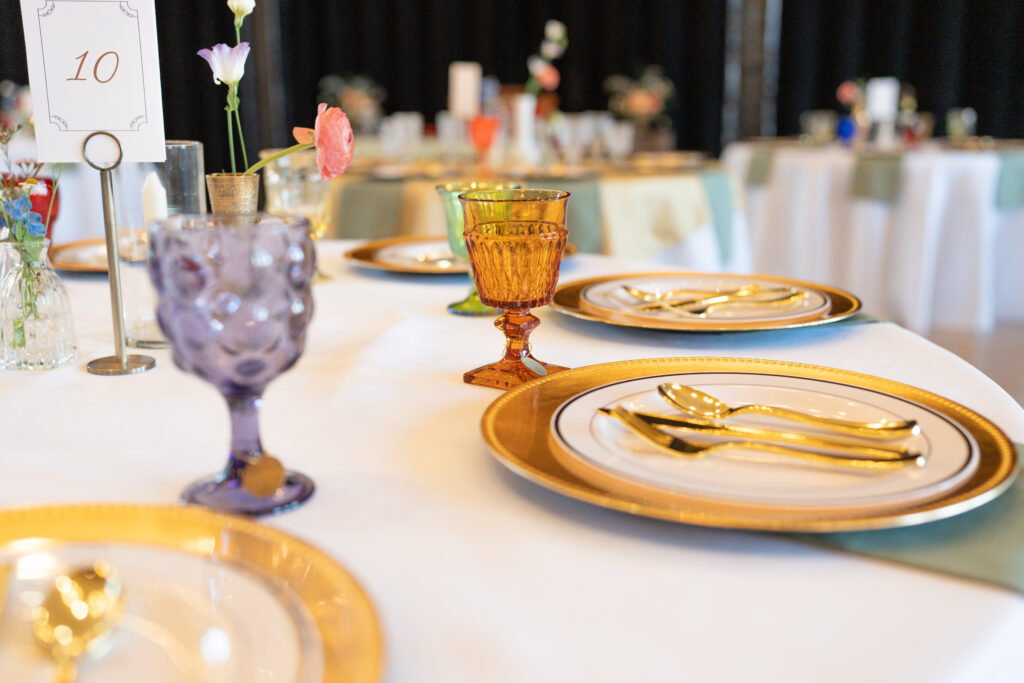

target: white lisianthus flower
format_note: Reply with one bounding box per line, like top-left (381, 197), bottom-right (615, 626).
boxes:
top-left (540, 39), bottom-right (564, 60)
top-left (545, 19), bottom-right (566, 42)
top-left (527, 55), bottom-right (546, 76)
top-left (197, 42), bottom-right (250, 86)
top-left (227, 0), bottom-right (255, 19)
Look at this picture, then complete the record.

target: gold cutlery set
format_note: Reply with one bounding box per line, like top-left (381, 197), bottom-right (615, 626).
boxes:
top-left (1, 562), bottom-right (122, 683)
top-left (622, 284), bottom-right (807, 317)
top-left (602, 383), bottom-right (924, 470)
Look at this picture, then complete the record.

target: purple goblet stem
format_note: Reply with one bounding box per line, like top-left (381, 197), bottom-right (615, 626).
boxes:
top-left (228, 394), bottom-right (264, 461)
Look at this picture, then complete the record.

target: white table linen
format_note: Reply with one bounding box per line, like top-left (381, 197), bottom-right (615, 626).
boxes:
top-left (723, 141), bottom-right (1024, 334)
top-left (1, 241), bottom-right (1023, 682)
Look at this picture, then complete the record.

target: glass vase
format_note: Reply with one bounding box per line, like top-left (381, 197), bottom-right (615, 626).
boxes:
top-left (0, 240), bottom-right (77, 370)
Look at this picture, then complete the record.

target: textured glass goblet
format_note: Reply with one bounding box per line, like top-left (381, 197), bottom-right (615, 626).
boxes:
top-left (459, 189), bottom-right (570, 390)
top-left (436, 180), bottom-right (520, 316)
top-left (148, 213), bottom-right (316, 515)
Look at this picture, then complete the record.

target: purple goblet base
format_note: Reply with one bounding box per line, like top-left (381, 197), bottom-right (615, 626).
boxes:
top-left (181, 455), bottom-right (315, 516)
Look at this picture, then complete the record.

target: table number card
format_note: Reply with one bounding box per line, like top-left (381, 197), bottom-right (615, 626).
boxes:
top-left (20, 0), bottom-right (165, 162)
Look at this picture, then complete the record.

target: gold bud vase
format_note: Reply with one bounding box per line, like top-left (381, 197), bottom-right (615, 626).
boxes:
top-left (206, 173), bottom-right (260, 214)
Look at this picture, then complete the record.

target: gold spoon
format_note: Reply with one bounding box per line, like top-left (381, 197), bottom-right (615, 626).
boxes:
top-left (657, 383), bottom-right (920, 439)
top-left (33, 563), bottom-right (124, 683)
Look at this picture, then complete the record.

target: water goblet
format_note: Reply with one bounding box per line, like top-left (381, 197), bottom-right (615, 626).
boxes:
top-left (459, 189), bottom-right (570, 389)
top-left (148, 213), bottom-right (316, 515)
top-left (436, 179), bottom-right (520, 316)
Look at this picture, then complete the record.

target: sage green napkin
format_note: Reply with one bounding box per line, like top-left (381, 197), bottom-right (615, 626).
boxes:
top-left (995, 151), bottom-right (1024, 209)
top-left (698, 168), bottom-right (735, 263)
top-left (528, 177), bottom-right (603, 253)
top-left (746, 147), bottom-right (774, 186)
top-left (851, 153), bottom-right (903, 202)
top-left (335, 177), bottom-right (405, 239)
top-left (798, 444), bottom-right (1024, 594)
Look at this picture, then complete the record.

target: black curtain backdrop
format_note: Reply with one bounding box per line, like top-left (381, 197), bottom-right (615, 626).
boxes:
top-left (777, 0), bottom-right (1024, 138)
top-left (0, 0), bottom-right (724, 171)
top-left (3, 1), bottom-right (1023, 171)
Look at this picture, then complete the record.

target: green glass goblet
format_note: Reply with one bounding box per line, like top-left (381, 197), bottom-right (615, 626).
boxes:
top-left (436, 180), bottom-right (521, 315)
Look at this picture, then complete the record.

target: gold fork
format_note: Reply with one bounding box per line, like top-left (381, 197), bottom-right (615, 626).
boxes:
top-left (604, 406), bottom-right (923, 469)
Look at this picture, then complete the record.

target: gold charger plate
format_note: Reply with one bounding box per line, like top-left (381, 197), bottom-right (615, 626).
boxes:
top-left (50, 237), bottom-right (109, 273)
top-left (550, 271), bottom-right (860, 332)
top-left (345, 234), bottom-right (579, 275)
top-left (480, 357), bottom-right (1017, 532)
top-left (0, 504), bottom-right (383, 681)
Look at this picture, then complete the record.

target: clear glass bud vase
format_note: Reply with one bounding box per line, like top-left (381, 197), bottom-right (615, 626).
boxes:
top-left (0, 240), bottom-right (77, 370)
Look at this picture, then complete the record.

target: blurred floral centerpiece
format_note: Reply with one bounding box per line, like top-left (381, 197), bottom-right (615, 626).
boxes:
top-left (0, 81), bottom-right (33, 134)
top-left (318, 74), bottom-right (385, 135)
top-left (604, 65), bottom-right (675, 151)
top-left (604, 65), bottom-right (674, 126)
top-left (525, 20), bottom-right (568, 96)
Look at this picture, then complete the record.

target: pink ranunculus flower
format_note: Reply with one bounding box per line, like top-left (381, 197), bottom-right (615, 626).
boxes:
top-left (197, 42), bottom-right (250, 86)
top-left (836, 80), bottom-right (860, 107)
top-left (292, 103), bottom-right (354, 180)
top-left (537, 64), bottom-right (560, 91)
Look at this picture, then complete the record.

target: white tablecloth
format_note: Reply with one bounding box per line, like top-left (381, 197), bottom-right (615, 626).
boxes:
top-left (722, 141), bottom-right (1024, 334)
top-left (2, 241), bottom-right (1023, 682)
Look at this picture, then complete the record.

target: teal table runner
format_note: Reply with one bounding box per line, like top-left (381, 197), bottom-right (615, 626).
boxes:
top-left (851, 153), bottom-right (903, 202)
top-left (996, 151), bottom-right (1024, 209)
top-left (798, 444), bottom-right (1024, 594)
top-left (336, 178), bottom-right (405, 240)
top-left (698, 168), bottom-right (735, 263)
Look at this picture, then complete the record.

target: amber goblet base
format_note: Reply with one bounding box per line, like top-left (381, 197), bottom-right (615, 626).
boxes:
top-left (463, 309), bottom-right (568, 390)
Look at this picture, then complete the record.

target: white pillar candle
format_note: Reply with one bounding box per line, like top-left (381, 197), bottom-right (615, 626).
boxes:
top-left (448, 62), bottom-right (482, 120)
top-left (142, 171), bottom-right (168, 228)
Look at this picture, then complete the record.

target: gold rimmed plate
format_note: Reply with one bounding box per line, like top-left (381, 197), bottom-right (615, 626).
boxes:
top-left (0, 504), bottom-right (383, 681)
top-left (551, 272), bottom-right (860, 332)
top-left (480, 357), bottom-right (1017, 532)
top-left (50, 237), bottom-right (109, 273)
top-left (345, 235), bottom-right (578, 275)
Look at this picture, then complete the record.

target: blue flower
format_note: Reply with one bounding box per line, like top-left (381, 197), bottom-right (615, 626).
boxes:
top-left (2, 195), bottom-right (46, 238)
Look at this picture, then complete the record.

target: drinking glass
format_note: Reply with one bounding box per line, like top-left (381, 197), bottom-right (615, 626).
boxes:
top-left (148, 213), bottom-right (317, 515)
top-left (459, 189), bottom-right (570, 389)
top-left (261, 148), bottom-right (332, 281)
top-left (468, 115), bottom-right (500, 166)
top-left (435, 179), bottom-right (520, 316)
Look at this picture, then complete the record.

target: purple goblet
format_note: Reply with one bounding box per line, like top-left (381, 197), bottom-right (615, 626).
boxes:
top-left (148, 213), bottom-right (316, 515)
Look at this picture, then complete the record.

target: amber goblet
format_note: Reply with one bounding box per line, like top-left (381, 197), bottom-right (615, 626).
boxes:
top-left (459, 189), bottom-right (570, 390)
top-left (436, 179), bottom-right (521, 316)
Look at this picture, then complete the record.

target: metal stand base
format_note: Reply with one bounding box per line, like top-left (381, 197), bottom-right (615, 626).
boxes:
top-left (87, 354), bottom-right (156, 376)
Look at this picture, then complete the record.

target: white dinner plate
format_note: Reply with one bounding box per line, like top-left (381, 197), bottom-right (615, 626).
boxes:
top-left (578, 274), bottom-right (831, 327)
top-left (550, 372), bottom-right (979, 513)
top-left (373, 238), bottom-right (461, 270)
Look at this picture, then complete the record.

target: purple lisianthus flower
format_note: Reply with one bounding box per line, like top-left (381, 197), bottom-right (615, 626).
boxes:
top-left (197, 42), bottom-right (250, 86)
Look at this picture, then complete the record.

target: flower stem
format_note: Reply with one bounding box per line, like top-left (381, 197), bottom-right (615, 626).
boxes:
top-left (45, 163), bottom-right (63, 228)
top-left (234, 108), bottom-right (249, 170)
top-left (243, 142), bottom-right (313, 176)
top-left (226, 108), bottom-right (236, 173)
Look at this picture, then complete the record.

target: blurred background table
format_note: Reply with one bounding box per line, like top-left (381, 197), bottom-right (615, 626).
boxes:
top-left (723, 140), bottom-right (1024, 333)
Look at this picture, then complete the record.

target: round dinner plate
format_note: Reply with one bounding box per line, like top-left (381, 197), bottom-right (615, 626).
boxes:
top-left (480, 357), bottom-right (1017, 532)
top-left (551, 272), bottom-right (860, 332)
top-left (345, 235), bottom-right (579, 275)
top-left (578, 273), bottom-right (831, 327)
top-left (0, 504), bottom-right (382, 682)
top-left (550, 373), bottom-right (978, 513)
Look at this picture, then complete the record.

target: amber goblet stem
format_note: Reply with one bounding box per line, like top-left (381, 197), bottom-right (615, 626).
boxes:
top-left (497, 309), bottom-right (539, 363)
